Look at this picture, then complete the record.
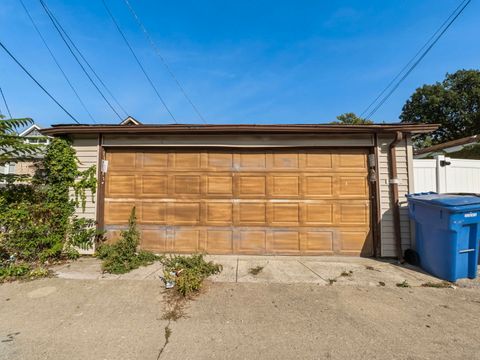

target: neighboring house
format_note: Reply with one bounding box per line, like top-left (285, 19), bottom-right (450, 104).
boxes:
top-left (2, 123), bottom-right (49, 178)
top-left (42, 122), bottom-right (437, 258)
top-left (415, 135), bottom-right (480, 159)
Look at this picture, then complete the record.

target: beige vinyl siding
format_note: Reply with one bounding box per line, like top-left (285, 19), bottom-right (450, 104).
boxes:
top-left (71, 135), bottom-right (99, 221)
top-left (377, 135), bottom-right (412, 257)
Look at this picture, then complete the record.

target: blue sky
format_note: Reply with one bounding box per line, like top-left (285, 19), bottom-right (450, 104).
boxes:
top-left (0, 0), bottom-right (478, 126)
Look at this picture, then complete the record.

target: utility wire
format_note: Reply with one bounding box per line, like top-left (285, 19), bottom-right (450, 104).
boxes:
top-left (39, 0), bottom-right (123, 121)
top-left (0, 85), bottom-right (13, 118)
top-left (101, 0), bottom-right (177, 123)
top-left (19, 0), bottom-right (95, 123)
top-left (42, 3), bottom-right (128, 118)
top-left (122, 0), bottom-right (206, 124)
top-left (364, 0), bottom-right (471, 121)
top-left (0, 40), bottom-right (79, 123)
top-left (360, 0), bottom-right (469, 119)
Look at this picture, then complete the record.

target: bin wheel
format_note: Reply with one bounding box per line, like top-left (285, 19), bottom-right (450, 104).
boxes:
top-left (404, 249), bottom-right (420, 266)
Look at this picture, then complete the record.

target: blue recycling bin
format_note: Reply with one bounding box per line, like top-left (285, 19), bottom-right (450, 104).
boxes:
top-left (406, 192), bottom-right (480, 282)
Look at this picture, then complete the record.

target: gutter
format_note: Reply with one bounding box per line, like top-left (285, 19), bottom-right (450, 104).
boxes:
top-left (389, 131), bottom-right (404, 262)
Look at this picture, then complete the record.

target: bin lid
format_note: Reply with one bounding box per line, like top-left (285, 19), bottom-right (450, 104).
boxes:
top-left (407, 193), bottom-right (480, 209)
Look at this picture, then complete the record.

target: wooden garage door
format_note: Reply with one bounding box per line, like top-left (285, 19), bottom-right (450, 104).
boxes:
top-left (103, 149), bottom-right (372, 256)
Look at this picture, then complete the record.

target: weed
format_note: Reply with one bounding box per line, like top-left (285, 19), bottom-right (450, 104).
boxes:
top-left (96, 208), bottom-right (161, 274)
top-left (421, 281), bottom-right (453, 289)
top-left (161, 254), bottom-right (222, 297)
top-left (365, 265), bottom-right (376, 271)
top-left (328, 279), bottom-right (337, 285)
top-left (340, 270), bottom-right (353, 277)
top-left (0, 262), bottom-right (49, 282)
top-left (28, 266), bottom-right (50, 279)
top-left (378, 281), bottom-right (386, 287)
top-left (164, 326), bottom-right (172, 342)
top-left (249, 265), bottom-right (264, 275)
top-left (396, 280), bottom-right (410, 288)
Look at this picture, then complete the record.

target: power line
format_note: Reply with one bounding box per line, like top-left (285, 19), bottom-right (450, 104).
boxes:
top-left (41, 2), bottom-right (129, 119)
top-left (360, 0), bottom-right (469, 119)
top-left (0, 84), bottom-right (13, 118)
top-left (39, 0), bottom-right (124, 121)
top-left (363, 0), bottom-right (471, 121)
top-left (101, 0), bottom-right (177, 123)
top-left (19, 0), bottom-right (95, 123)
top-left (0, 40), bottom-right (79, 123)
top-left (122, 0), bottom-right (206, 124)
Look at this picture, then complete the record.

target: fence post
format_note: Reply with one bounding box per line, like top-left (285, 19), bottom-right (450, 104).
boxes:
top-left (436, 155), bottom-right (447, 193)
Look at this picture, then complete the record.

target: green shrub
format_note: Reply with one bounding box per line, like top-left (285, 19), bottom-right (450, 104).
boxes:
top-left (97, 208), bottom-right (160, 274)
top-left (0, 137), bottom-right (97, 263)
top-left (161, 254), bottom-right (222, 296)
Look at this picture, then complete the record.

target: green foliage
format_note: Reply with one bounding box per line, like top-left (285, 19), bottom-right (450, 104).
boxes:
top-left (401, 69), bottom-right (480, 148)
top-left (0, 137), bottom-right (98, 263)
top-left (97, 207), bottom-right (160, 274)
top-left (0, 261), bottom-right (50, 282)
top-left (161, 254), bottom-right (222, 296)
top-left (331, 112), bottom-right (373, 125)
top-left (0, 116), bottom-right (40, 183)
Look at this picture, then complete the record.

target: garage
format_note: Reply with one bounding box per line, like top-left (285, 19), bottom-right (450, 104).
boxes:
top-left (42, 122), bottom-right (438, 257)
top-left (104, 147), bottom-right (372, 255)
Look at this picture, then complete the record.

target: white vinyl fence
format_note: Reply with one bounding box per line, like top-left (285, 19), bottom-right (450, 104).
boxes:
top-left (413, 155), bottom-right (480, 193)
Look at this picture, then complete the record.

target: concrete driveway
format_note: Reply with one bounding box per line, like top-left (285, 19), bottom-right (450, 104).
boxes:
top-left (53, 255), bottom-right (450, 287)
top-left (1, 256), bottom-right (480, 360)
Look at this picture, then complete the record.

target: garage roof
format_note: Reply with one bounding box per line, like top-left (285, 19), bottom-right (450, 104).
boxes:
top-left (42, 123), bottom-right (438, 136)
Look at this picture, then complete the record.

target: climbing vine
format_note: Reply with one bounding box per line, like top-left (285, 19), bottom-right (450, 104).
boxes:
top-left (0, 137), bottom-right (98, 262)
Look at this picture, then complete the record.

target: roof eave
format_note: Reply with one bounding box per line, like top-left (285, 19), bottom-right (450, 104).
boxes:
top-left (41, 124), bottom-right (439, 136)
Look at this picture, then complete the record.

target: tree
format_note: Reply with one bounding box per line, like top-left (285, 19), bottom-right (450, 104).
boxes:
top-left (400, 69), bottom-right (480, 148)
top-left (0, 115), bottom-right (39, 182)
top-left (331, 112), bottom-right (373, 125)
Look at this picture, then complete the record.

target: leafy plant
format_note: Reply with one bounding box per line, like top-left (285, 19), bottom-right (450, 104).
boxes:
top-left (396, 280), bottom-right (411, 288)
top-left (0, 136), bottom-right (97, 264)
top-left (96, 207), bottom-right (160, 274)
top-left (249, 265), bottom-right (264, 275)
top-left (161, 254), bottom-right (222, 296)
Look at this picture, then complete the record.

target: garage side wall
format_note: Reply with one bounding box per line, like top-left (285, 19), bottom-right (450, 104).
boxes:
top-left (377, 135), bottom-right (413, 257)
top-left (71, 135), bottom-right (99, 221)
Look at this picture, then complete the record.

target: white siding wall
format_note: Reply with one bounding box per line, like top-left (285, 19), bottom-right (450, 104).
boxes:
top-left (377, 135), bottom-right (412, 257)
top-left (72, 135), bottom-right (99, 221)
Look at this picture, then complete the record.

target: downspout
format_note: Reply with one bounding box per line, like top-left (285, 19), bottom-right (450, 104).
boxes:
top-left (389, 131), bottom-right (404, 262)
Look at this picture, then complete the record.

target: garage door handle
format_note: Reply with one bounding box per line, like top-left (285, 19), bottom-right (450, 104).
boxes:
top-left (459, 249), bottom-right (475, 254)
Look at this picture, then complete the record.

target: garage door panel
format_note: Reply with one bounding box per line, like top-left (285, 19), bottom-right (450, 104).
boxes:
top-left (237, 202), bottom-right (267, 225)
top-left (104, 148), bottom-right (372, 256)
top-left (237, 175), bottom-right (267, 197)
top-left (107, 151), bottom-right (136, 170)
top-left (338, 203), bottom-right (369, 225)
top-left (141, 152), bottom-right (168, 170)
top-left (270, 203), bottom-right (300, 226)
top-left (206, 230), bottom-right (233, 253)
top-left (205, 202), bottom-right (233, 225)
top-left (140, 202), bottom-right (167, 224)
top-left (140, 229), bottom-right (168, 252)
top-left (206, 153), bottom-right (233, 170)
top-left (172, 152), bottom-right (201, 169)
top-left (106, 174), bottom-right (135, 197)
top-left (304, 151), bottom-right (333, 169)
top-left (270, 152), bottom-right (299, 169)
top-left (269, 175), bottom-right (300, 197)
top-left (105, 201), bottom-right (136, 224)
top-left (238, 230), bottom-right (266, 253)
top-left (338, 175), bottom-right (368, 197)
top-left (304, 231), bottom-right (334, 252)
top-left (303, 203), bottom-right (334, 225)
top-left (172, 175), bottom-right (202, 196)
top-left (171, 202), bottom-right (201, 225)
top-left (139, 175), bottom-right (168, 196)
top-left (304, 175), bottom-right (333, 197)
top-left (271, 231), bottom-right (300, 252)
top-left (205, 175), bottom-right (233, 196)
top-left (173, 229), bottom-right (200, 252)
top-left (238, 152), bottom-right (267, 169)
